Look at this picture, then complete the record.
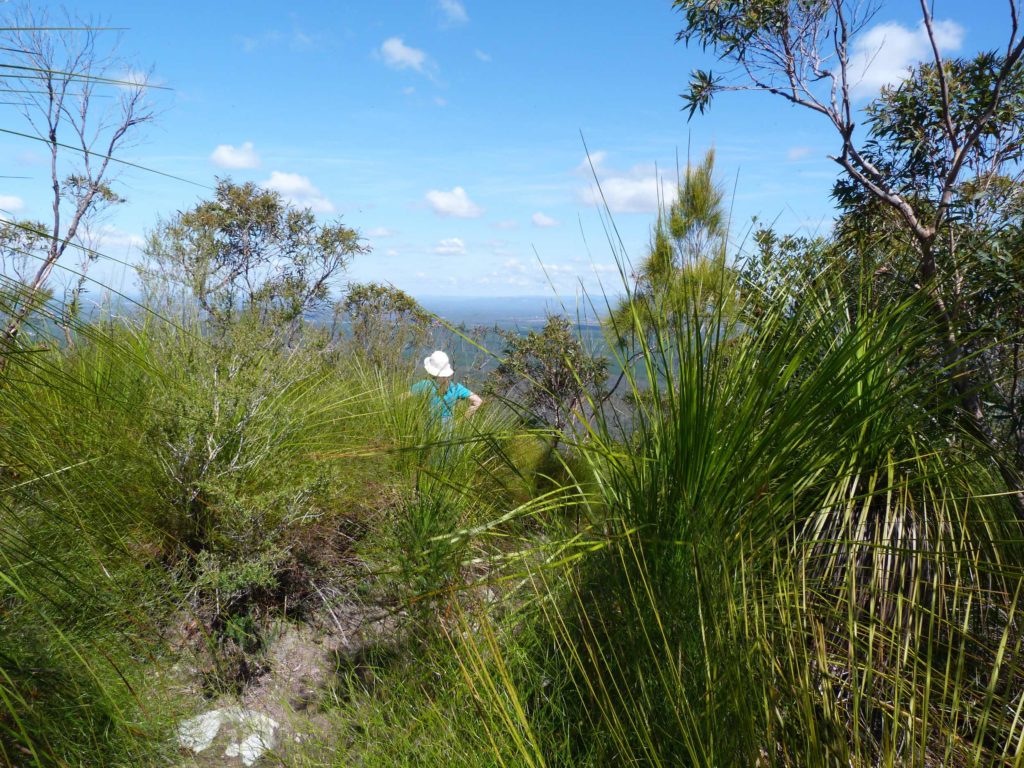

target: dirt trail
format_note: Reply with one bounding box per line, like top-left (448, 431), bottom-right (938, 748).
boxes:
top-left (175, 600), bottom-right (400, 767)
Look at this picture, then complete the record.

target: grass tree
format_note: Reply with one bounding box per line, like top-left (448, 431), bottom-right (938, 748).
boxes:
top-left (442, 250), bottom-right (1024, 767)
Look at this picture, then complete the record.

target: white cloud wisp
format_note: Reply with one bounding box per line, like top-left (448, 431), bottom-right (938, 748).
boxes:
top-left (0, 195), bottom-right (25, 213)
top-left (425, 186), bottom-right (483, 218)
top-left (579, 172), bottom-right (675, 214)
top-left (438, 0), bottom-right (468, 25)
top-left (262, 171), bottom-right (335, 214)
top-left (434, 237), bottom-right (466, 255)
top-left (380, 37), bottom-right (429, 73)
top-left (848, 19), bottom-right (964, 97)
top-left (211, 141), bottom-right (261, 169)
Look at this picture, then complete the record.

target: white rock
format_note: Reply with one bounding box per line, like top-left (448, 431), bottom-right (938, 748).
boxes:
top-left (223, 711), bottom-right (279, 767)
top-left (177, 709), bottom-right (225, 754)
top-left (177, 706), bottom-right (279, 766)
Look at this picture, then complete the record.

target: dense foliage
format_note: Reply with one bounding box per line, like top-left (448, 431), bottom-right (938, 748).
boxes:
top-left (1, 3), bottom-right (1023, 767)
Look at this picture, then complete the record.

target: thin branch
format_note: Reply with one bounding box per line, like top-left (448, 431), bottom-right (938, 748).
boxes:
top-left (934, 34), bottom-right (1024, 233)
top-left (920, 0), bottom-right (957, 148)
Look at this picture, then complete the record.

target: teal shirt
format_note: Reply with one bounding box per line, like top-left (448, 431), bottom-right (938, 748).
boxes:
top-left (411, 379), bottom-right (472, 423)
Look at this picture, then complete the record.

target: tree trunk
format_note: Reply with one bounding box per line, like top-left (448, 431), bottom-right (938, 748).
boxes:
top-left (919, 240), bottom-right (1024, 519)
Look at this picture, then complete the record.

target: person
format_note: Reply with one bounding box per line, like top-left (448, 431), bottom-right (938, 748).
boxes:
top-left (411, 350), bottom-right (482, 424)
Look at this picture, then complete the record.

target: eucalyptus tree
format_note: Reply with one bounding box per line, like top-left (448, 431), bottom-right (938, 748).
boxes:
top-left (490, 315), bottom-right (608, 436)
top-left (142, 179), bottom-right (367, 341)
top-left (336, 282), bottom-right (434, 370)
top-left (675, 0), bottom-right (1024, 512)
top-left (0, 10), bottom-right (153, 357)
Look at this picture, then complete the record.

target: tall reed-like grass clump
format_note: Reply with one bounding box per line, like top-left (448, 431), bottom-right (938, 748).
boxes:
top-left (0, 298), bottom-right (405, 764)
top-left (1, 231), bottom-right (1021, 767)
top-left (0, 310), bottom-right (185, 765)
top-left (444, 256), bottom-right (1024, 767)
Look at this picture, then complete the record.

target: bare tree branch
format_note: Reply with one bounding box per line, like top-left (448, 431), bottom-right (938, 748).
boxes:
top-left (920, 0), bottom-right (957, 148)
top-left (0, 10), bottom-right (153, 363)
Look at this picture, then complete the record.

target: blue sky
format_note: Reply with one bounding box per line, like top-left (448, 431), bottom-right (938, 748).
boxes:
top-left (0, 1), bottom-right (1014, 299)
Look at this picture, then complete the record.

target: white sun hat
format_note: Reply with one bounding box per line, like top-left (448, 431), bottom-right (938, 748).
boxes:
top-left (423, 350), bottom-right (454, 378)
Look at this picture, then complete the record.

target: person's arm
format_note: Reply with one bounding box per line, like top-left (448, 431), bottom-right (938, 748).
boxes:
top-left (451, 382), bottom-right (481, 418)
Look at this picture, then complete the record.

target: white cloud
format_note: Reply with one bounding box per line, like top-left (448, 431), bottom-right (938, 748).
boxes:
top-left (575, 150), bottom-right (607, 175)
top-left (469, 256), bottom-right (624, 294)
top-left (482, 238), bottom-right (514, 258)
top-left (366, 226), bottom-right (394, 238)
top-left (474, 49), bottom-right (491, 62)
top-left (0, 195), bottom-right (24, 212)
top-left (849, 19), bottom-right (963, 96)
top-left (402, 86), bottom-right (416, 95)
top-left (477, 273), bottom-right (532, 289)
top-left (380, 37), bottom-right (428, 72)
top-left (494, 219), bottom-right (519, 230)
top-left (434, 237), bottom-right (466, 255)
top-left (425, 186), bottom-right (483, 218)
top-left (544, 263), bottom-right (577, 275)
top-left (438, 0), bottom-right (468, 25)
top-left (786, 146), bottom-right (812, 161)
top-left (576, 152), bottom-right (679, 214)
top-left (210, 141), bottom-right (261, 169)
top-left (434, 96), bottom-right (448, 107)
top-left (262, 171), bottom-right (335, 213)
top-left (532, 211), bottom-right (558, 228)
top-left (580, 173), bottom-right (675, 214)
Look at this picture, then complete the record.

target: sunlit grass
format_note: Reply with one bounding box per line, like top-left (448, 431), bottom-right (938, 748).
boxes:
top-left (0, 240), bottom-right (1022, 767)
top-left (434, 255), bottom-right (1024, 767)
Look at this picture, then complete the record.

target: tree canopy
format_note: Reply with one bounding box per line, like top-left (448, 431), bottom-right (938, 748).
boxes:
top-left (608, 149), bottom-right (739, 345)
top-left (675, 0), bottom-right (1024, 515)
top-left (142, 180), bottom-right (367, 334)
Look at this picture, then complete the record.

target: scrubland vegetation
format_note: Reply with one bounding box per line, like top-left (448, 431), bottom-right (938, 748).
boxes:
top-left (3, 2), bottom-right (1024, 766)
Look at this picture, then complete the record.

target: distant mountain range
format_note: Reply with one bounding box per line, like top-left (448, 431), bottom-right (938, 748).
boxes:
top-left (416, 295), bottom-right (610, 329)
top-left (69, 292), bottom-right (615, 337)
